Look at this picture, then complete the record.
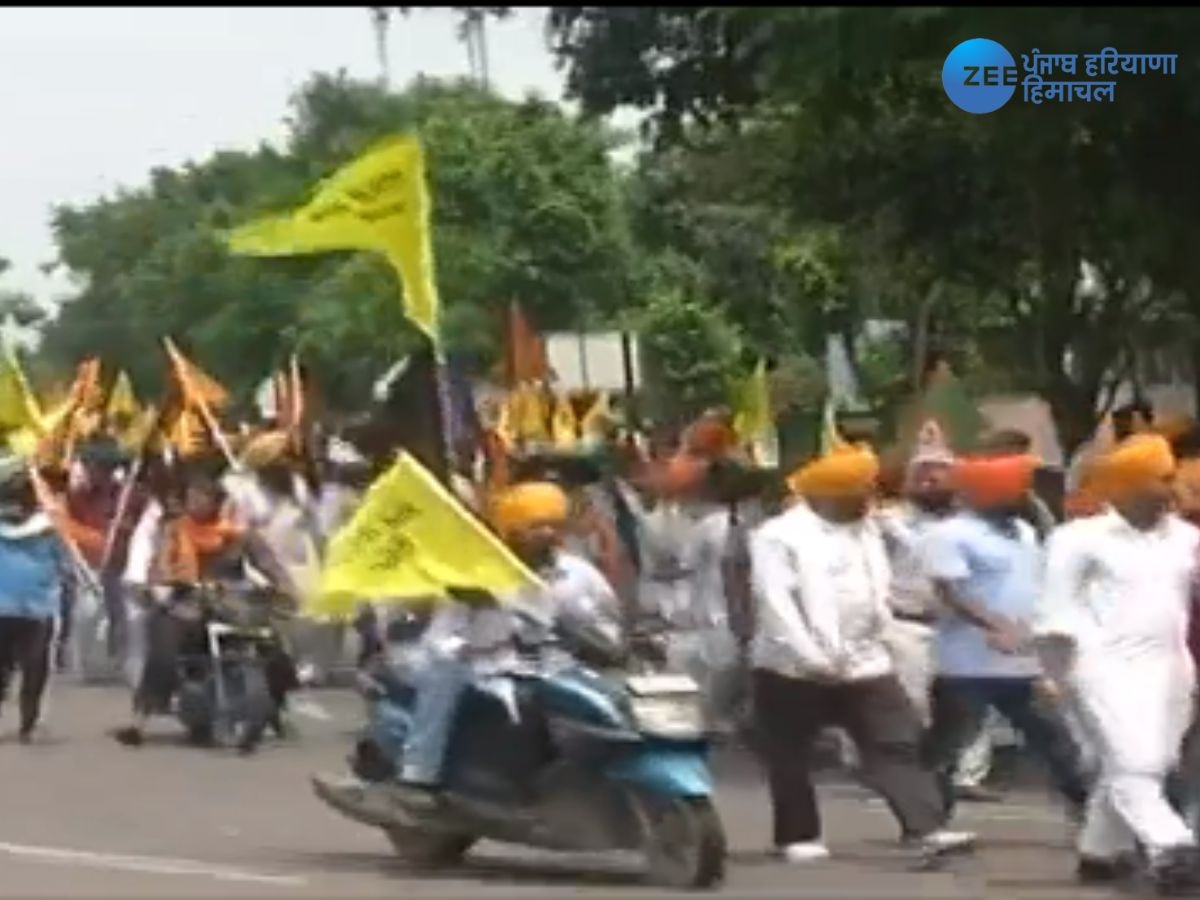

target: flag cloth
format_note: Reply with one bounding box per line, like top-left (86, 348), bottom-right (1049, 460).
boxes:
top-left (579, 391), bottom-right (612, 442)
top-left (311, 451), bottom-right (542, 617)
top-left (505, 301), bottom-right (548, 386)
top-left (163, 338), bottom-right (228, 410)
top-left (0, 348), bottom-right (42, 435)
top-left (227, 135), bottom-right (440, 341)
top-left (732, 358), bottom-right (779, 466)
top-left (819, 396), bottom-right (844, 455)
top-left (106, 370), bottom-right (139, 421)
top-left (551, 393), bottom-right (578, 450)
top-left (895, 361), bottom-right (985, 456)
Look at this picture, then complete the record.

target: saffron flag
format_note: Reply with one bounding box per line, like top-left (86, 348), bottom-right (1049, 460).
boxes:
top-left (226, 136), bottom-right (440, 341)
top-left (311, 452), bottom-right (541, 618)
top-left (504, 302), bottom-right (548, 386)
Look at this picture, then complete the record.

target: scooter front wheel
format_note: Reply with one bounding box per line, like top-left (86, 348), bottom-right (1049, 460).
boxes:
top-left (635, 794), bottom-right (726, 890)
top-left (384, 826), bottom-right (476, 869)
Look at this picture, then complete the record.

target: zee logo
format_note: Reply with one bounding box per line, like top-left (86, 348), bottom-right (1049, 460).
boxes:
top-left (942, 38), bottom-right (1018, 114)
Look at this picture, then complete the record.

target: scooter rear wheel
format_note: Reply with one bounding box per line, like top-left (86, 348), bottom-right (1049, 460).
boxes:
top-left (384, 827), bottom-right (476, 869)
top-left (636, 794), bottom-right (726, 890)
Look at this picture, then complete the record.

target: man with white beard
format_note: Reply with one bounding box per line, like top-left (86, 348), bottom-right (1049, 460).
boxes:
top-left (1037, 433), bottom-right (1200, 891)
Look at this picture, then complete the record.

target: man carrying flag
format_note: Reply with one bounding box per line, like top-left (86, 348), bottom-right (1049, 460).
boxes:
top-left (314, 460), bottom-right (623, 815)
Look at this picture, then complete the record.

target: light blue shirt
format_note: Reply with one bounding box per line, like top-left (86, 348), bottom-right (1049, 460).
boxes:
top-left (0, 515), bottom-right (66, 621)
top-left (921, 512), bottom-right (1041, 678)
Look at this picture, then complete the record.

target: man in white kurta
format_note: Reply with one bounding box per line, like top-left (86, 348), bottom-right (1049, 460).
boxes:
top-left (750, 439), bottom-right (973, 863)
top-left (1037, 433), bottom-right (1199, 888)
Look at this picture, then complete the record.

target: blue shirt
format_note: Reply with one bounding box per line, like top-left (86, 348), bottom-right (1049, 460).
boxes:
top-left (0, 519), bottom-right (66, 621)
top-left (921, 512), bottom-right (1041, 678)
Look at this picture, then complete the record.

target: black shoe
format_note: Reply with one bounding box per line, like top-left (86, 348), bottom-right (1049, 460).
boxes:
top-left (114, 727), bottom-right (144, 748)
top-left (1078, 855), bottom-right (1136, 885)
top-left (1150, 845), bottom-right (1200, 895)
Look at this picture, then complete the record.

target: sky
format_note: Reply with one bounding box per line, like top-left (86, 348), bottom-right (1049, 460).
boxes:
top-left (0, 7), bottom-right (571, 307)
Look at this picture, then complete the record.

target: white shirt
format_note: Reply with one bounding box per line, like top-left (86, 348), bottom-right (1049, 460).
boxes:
top-left (875, 503), bottom-right (944, 619)
top-left (1037, 509), bottom-right (1200, 663)
top-left (421, 551), bottom-right (621, 676)
top-left (122, 500), bottom-right (164, 587)
top-left (749, 502), bottom-right (894, 682)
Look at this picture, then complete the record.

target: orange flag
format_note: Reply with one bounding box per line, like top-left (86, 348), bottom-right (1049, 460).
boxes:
top-left (163, 338), bottom-right (228, 410)
top-left (162, 338), bottom-right (235, 465)
top-left (505, 301), bottom-right (548, 387)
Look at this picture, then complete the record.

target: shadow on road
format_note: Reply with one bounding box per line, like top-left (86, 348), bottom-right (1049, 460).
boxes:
top-left (275, 849), bottom-right (647, 889)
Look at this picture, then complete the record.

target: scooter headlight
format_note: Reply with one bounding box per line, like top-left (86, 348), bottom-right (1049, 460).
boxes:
top-left (629, 694), bottom-right (705, 739)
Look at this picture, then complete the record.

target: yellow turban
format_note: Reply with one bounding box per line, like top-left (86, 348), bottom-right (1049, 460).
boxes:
top-left (239, 430), bottom-right (291, 469)
top-left (1093, 433), bottom-right (1176, 501)
top-left (787, 444), bottom-right (880, 498)
top-left (490, 481), bottom-right (571, 539)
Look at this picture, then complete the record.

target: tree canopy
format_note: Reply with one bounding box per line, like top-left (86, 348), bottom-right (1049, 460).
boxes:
top-left (40, 74), bottom-right (635, 409)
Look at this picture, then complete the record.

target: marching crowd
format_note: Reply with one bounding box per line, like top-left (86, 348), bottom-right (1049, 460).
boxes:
top-left (4, 391), bottom-right (1200, 892)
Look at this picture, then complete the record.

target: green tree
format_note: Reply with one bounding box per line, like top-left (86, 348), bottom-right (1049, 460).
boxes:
top-left (549, 7), bottom-right (1200, 453)
top-left (40, 74), bottom-right (634, 407)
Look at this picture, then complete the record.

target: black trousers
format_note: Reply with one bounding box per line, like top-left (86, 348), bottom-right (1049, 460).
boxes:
top-left (0, 616), bottom-right (54, 735)
top-left (753, 669), bottom-right (945, 847)
top-left (922, 676), bottom-right (1090, 816)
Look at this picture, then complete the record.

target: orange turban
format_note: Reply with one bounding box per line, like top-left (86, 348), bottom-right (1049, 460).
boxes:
top-left (490, 481), bottom-right (570, 539)
top-left (788, 444), bottom-right (880, 498)
top-left (1092, 433), bottom-right (1176, 502)
top-left (655, 452), bottom-right (709, 499)
top-left (954, 454), bottom-right (1037, 508)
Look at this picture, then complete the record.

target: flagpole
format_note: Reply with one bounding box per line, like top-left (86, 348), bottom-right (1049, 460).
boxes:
top-left (162, 339), bottom-right (239, 471)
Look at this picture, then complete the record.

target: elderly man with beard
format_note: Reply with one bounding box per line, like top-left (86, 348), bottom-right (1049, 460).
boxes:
top-left (1038, 434), bottom-right (1200, 891)
top-left (877, 421), bottom-right (957, 727)
top-left (749, 435), bottom-right (975, 864)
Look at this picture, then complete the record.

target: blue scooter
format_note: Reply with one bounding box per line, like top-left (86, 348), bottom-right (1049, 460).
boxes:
top-left (313, 616), bottom-right (726, 889)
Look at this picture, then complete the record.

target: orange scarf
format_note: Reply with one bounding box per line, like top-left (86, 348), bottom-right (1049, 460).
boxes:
top-left (153, 515), bottom-right (243, 585)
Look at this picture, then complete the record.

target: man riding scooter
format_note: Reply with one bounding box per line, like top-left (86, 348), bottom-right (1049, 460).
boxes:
top-left (316, 478), bottom-right (624, 812)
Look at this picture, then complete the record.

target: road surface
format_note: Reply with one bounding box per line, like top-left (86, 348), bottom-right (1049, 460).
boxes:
top-left (0, 681), bottom-right (1110, 898)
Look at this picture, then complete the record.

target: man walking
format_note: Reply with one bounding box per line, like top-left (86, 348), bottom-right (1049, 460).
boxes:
top-left (920, 448), bottom-right (1088, 820)
top-left (749, 434), bottom-right (974, 863)
top-left (1038, 433), bottom-right (1200, 890)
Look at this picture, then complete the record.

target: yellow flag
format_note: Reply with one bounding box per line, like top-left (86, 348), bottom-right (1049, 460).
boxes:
top-left (732, 360), bottom-right (768, 442)
top-left (107, 370), bottom-right (139, 420)
top-left (503, 384), bottom-right (548, 446)
top-left (732, 359), bottom-right (779, 466)
top-left (0, 348), bottom-right (42, 436)
top-left (227, 136), bottom-right (440, 341)
top-left (579, 391), bottom-right (612, 440)
top-left (550, 393), bottom-right (578, 449)
top-left (311, 452), bottom-right (542, 618)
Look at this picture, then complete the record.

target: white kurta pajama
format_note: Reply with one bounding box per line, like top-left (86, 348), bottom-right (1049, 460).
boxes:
top-left (1038, 510), bottom-right (1199, 859)
top-left (637, 500), bottom-right (740, 729)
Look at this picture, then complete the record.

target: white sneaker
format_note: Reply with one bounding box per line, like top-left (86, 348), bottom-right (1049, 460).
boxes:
top-left (780, 842), bottom-right (831, 863)
top-left (919, 830), bottom-right (977, 855)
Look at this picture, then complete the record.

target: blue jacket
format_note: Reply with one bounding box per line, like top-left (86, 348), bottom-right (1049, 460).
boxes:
top-left (0, 515), bottom-right (66, 621)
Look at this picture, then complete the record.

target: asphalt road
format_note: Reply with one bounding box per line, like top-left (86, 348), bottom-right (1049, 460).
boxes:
top-left (0, 681), bottom-right (1117, 898)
